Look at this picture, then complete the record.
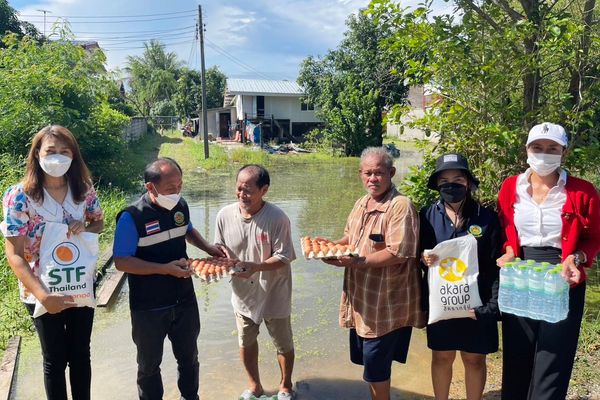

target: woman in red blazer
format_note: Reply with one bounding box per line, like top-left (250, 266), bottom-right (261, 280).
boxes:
top-left (496, 122), bottom-right (600, 400)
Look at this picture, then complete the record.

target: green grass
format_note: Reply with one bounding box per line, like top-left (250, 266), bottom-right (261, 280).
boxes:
top-left (229, 146), bottom-right (269, 165)
top-left (158, 129), bottom-right (340, 174)
top-left (99, 130), bottom-right (165, 190)
top-left (158, 130), bottom-right (229, 172)
top-left (382, 135), bottom-right (428, 151)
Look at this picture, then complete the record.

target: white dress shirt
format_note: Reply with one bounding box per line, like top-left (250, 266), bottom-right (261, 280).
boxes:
top-left (513, 168), bottom-right (567, 249)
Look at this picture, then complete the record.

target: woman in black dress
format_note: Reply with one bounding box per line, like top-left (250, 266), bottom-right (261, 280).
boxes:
top-left (420, 153), bottom-right (501, 400)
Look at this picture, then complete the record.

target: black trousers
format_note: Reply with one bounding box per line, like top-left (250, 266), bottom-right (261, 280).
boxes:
top-left (501, 247), bottom-right (586, 400)
top-left (25, 303), bottom-right (94, 400)
top-left (131, 301), bottom-right (201, 400)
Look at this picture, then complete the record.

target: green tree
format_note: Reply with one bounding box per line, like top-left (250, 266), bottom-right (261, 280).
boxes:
top-left (0, 0), bottom-right (41, 44)
top-left (173, 66), bottom-right (227, 119)
top-left (127, 41), bottom-right (227, 119)
top-left (0, 33), bottom-right (129, 178)
top-left (126, 40), bottom-right (182, 116)
top-left (205, 66), bottom-right (227, 109)
top-left (367, 0), bottom-right (600, 207)
top-left (298, 11), bottom-right (408, 155)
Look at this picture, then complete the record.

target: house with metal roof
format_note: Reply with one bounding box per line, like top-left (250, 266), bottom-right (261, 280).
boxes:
top-left (204, 78), bottom-right (322, 141)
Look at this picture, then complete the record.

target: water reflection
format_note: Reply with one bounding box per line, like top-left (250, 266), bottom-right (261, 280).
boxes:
top-left (14, 153), bottom-right (442, 399)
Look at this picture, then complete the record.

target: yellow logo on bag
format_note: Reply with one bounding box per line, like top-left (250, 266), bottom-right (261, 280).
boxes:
top-left (438, 257), bottom-right (468, 282)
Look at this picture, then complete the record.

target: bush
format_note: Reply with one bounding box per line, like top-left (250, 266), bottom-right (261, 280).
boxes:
top-left (0, 33), bottom-right (130, 178)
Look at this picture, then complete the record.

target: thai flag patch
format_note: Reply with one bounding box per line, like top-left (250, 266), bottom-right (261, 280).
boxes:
top-left (145, 220), bottom-right (160, 235)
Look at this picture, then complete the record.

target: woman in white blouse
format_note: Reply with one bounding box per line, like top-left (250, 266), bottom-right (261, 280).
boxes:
top-left (1, 125), bottom-right (104, 400)
top-left (496, 122), bottom-right (600, 400)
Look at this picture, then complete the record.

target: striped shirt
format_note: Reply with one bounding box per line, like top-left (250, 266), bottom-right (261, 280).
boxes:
top-left (340, 186), bottom-right (426, 338)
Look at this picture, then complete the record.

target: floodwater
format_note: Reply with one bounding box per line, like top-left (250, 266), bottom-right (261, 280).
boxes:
top-left (12, 152), bottom-right (456, 400)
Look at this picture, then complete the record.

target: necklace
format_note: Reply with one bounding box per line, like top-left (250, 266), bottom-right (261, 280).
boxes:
top-left (446, 200), bottom-right (465, 237)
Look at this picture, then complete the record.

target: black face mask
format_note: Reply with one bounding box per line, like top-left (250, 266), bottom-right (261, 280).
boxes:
top-left (438, 182), bottom-right (468, 203)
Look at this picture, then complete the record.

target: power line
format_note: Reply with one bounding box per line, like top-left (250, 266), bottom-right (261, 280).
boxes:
top-left (102, 39), bottom-right (196, 51)
top-left (99, 35), bottom-right (195, 46)
top-left (69, 25), bottom-right (196, 35)
top-left (20, 9), bottom-right (196, 18)
top-left (205, 39), bottom-right (273, 80)
top-left (187, 34), bottom-right (198, 66)
top-left (21, 14), bottom-right (195, 24)
top-left (77, 29), bottom-right (195, 42)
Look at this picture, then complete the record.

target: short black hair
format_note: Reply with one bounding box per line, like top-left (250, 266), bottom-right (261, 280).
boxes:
top-left (144, 157), bottom-right (183, 184)
top-left (237, 164), bottom-right (270, 188)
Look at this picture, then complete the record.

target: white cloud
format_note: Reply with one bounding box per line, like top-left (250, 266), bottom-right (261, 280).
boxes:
top-left (13, 0), bottom-right (447, 78)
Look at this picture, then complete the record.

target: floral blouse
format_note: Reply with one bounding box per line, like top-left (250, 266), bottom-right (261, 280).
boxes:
top-left (0, 183), bottom-right (104, 303)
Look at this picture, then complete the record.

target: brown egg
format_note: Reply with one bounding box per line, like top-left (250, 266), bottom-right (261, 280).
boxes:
top-left (200, 264), bottom-right (209, 280)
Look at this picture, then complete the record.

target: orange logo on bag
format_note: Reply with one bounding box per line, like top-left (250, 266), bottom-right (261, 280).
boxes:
top-left (52, 242), bottom-right (80, 266)
top-left (438, 257), bottom-right (468, 282)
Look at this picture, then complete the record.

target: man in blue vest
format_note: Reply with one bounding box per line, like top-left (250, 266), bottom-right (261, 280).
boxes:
top-left (113, 157), bottom-right (224, 400)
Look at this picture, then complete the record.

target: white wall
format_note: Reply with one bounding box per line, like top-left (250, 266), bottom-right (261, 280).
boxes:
top-left (233, 94), bottom-right (321, 123)
top-left (235, 95), bottom-right (243, 117)
top-left (199, 110), bottom-right (218, 136)
top-left (265, 96), bottom-right (320, 122)
top-left (386, 108), bottom-right (439, 142)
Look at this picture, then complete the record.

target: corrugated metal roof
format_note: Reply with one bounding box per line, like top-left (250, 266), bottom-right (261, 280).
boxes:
top-left (226, 79), bottom-right (304, 95)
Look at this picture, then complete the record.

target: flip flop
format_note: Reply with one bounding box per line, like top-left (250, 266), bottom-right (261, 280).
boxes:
top-left (277, 390), bottom-right (295, 400)
top-left (239, 389), bottom-right (259, 400)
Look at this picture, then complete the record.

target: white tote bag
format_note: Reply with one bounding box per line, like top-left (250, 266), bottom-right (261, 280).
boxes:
top-left (426, 234), bottom-right (482, 324)
top-left (34, 222), bottom-right (98, 318)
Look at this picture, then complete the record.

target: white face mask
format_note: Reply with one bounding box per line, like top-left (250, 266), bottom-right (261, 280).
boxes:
top-left (527, 152), bottom-right (562, 177)
top-left (39, 154), bottom-right (72, 177)
top-left (152, 186), bottom-right (181, 210)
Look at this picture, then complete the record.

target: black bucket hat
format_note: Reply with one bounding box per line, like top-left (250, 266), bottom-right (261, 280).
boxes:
top-left (427, 153), bottom-right (480, 190)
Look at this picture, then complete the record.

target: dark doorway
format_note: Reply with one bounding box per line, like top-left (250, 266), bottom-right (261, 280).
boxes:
top-left (219, 113), bottom-right (231, 138)
top-left (257, 96), bottom-right (265, 118)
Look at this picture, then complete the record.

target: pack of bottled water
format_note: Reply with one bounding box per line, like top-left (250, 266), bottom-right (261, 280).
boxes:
top-left (498, 258), bottom-right (569, 322)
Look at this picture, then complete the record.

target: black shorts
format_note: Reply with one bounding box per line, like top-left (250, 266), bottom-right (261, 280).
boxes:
top-left (349, 327), bottom-right (413, 382)
top-left (427, 317), bottom-right (498, 354)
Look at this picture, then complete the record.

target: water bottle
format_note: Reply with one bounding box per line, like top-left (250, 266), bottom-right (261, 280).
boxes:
top-left (528, 266), bottom-right (546, 318)
top-left (540, 261), bottom-right (552, 270)
top-left (543, 266), bottom-right (569, 323)
top-left (499, 261), bottom-right (515, 314)
top-left (555, 264), bottom-right (569, 321)
top-left (513, 264), bottom-right (530, 317)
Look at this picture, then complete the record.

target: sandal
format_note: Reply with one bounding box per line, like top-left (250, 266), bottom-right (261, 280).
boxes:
top-left (277, 390), bottom-right (295, 400)
top-left (239, 389), bottom-right (259, 400)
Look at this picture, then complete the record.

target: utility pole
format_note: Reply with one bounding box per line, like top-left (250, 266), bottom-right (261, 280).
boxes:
top-left (198, 5), bottom-right (209, 159)
top-left (36, 9), bottom-right (51, 38)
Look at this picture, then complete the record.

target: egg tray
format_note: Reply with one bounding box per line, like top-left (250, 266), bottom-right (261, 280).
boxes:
top-left (301, 236), bottom-right (359, 260)
top-left (187, 257), bottom-right (242, 283)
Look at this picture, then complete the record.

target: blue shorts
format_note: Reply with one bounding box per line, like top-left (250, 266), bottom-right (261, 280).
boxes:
top-left (349, 327), bottom-right (413, 382)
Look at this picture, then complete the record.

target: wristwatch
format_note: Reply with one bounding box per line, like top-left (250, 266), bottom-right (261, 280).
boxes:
top-left (572, 252), bottom-right (583, 267)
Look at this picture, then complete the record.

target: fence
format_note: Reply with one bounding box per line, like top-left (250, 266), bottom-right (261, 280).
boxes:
top-left (123, 117), bottom-right (148, 142)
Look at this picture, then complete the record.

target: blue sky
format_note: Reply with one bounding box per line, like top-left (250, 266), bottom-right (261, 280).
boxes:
top-left (10, 0), bottom-right (412, 80)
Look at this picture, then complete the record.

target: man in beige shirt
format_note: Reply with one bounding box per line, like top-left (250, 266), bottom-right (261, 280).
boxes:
top-left (215, 164), bottom-right (296, 400)
top-left (323, 147), bottom-right (425, 400)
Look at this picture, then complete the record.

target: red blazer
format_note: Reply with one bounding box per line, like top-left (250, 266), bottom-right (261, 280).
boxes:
top-left (497, 174), bottom-right (600, 284)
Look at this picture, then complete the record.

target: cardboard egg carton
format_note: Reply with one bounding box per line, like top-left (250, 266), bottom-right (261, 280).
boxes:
top-left (187, 257), bottom-right (241, 283)
top-left (301, 236), bottom-right (359, 259)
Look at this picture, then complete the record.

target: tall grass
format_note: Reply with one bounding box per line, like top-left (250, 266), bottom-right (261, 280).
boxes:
top-left (230, 147), bottom-right (269, 165)
top-left (0, 154), bottom-right (32, 352)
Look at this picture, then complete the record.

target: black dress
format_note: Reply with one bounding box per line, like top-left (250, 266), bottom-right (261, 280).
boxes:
top-left (420, 199), bottom-right (501, 354)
